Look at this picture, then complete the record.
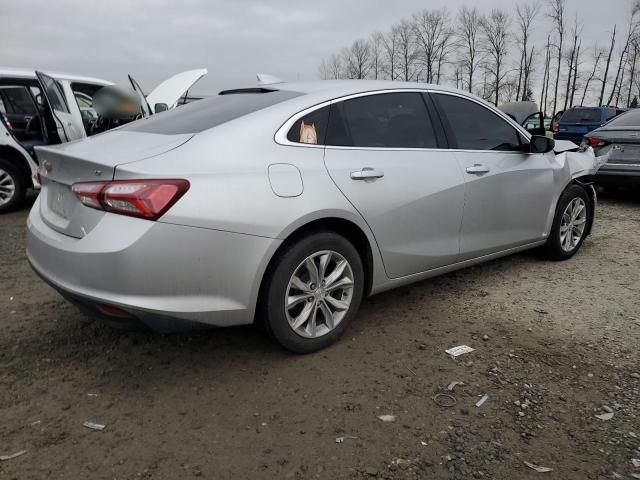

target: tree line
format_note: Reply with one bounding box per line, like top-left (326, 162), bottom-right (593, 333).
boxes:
top-left (318, 0), bottom-right (640, 116)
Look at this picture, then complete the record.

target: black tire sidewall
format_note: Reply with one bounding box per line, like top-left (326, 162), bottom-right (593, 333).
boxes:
top-left (0, 158), bottom-right (26, 213)
top-left (546, 184), bottom-right (590, 260)
top-left (265, 232), bottom-right (364, 354)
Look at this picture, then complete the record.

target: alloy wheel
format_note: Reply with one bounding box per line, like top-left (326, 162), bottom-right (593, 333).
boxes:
top-left (559, 197), bottom-right (587, 252)
top-left (285, 250), bottom-right (355, 338)
top-left (0, 168), bottom-right (16, 206)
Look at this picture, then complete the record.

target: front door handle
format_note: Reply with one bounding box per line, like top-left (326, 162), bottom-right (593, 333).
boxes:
top-left (350, 167), bottom-right (384, 180)
top-left (466, 164), bottom-right (490, 175)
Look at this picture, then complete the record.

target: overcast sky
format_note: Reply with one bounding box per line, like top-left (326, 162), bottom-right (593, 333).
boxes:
top-left (1, 0), bottom-right (631, 95)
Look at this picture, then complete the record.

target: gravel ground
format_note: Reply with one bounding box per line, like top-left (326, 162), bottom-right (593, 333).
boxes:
top-left (1, 191), bottom-right (639, 480)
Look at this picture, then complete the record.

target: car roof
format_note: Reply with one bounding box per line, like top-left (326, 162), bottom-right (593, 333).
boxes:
top-left (0, 67), bottom-right (113, 86)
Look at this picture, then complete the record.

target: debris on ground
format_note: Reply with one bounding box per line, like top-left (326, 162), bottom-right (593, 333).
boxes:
top-left (475, 394), bottom-right (489, 407)
top-left (445, 345), bottom-right (475, 357)
top-left (595, 412), bottom-right (615, 421)
top-left (632, 458), bottom-right (640, 468)
top-left (0, 450), bottom-right (27, 462)
top-left (523, 460), bottom-right (553, 472)
top-left (82, 421), bottom-right (106, 431)
top-left (377, 415), bottom-right (396, 423)
top-left (534, 308), bottom-right (549, 314)
top-left (432, 393), bottom-right (457, 407)
top-left (446, 381), bottom-right (464, 391)
top-left (335, 437), bottom-right (344, 443)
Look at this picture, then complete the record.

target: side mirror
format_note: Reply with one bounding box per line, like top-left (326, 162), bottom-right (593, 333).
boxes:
top-left (529, 135), bottom-right (555, 154)
top-left (154, 102), bottom-right (168, 113)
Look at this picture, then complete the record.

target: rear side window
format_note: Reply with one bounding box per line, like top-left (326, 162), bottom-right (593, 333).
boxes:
top-left (124, 90), bottom-right (303, 135)
top-left (434, 94), bottom-right (521, 151)
top-left (39, 76), bottom-right (69, 113)
top-left (605, 109), bottom-right (640, 127)
top-left (561, 108), bottom-right (601, 123)
top-left (327, 92), bottom-right (437, 148)
top-left (287, 106), bottom-right (329, 144)
top-left (0, 86), bottom-right (38, 115)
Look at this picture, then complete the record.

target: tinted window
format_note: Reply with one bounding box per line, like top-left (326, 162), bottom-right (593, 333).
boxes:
top-left (39, 75), bottom-right (69, 113)
top-left (0, 86), bottom-right (38, 115)
top-left (605, 109), bottom-right (640, 127)
top-left (328, 92), bottom-right (437, 148)
top-left (124, 90), bottom-right (303, 135)
top-left (434, 94), bottom-right (521, 151)
top-left (561, 108), bottom-right (601, 123)
top-left (287, 105), bottom-right (329, 144)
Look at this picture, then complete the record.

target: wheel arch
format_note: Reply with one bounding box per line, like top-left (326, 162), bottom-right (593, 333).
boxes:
top-left (254, 215), bottom-right (381, 325)
top-left (0, 144), bottom-right (35, 187)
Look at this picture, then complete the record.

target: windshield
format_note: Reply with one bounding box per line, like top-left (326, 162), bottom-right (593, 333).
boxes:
top-left (605, 109), bottom-right (640, 127)
top-left (561, 108), bottom-right (602, 123)
top-left (123, 89), bottom-right (303, 135)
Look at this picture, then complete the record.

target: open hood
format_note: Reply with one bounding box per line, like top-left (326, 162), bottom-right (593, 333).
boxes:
top-left (145, 68), bottom-right (207, 113)
top-left (553, 139), bottom-right (580, 154)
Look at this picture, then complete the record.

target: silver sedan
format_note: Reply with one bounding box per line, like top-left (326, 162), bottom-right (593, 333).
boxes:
top-left (27, 80), bottom-right (603, 353)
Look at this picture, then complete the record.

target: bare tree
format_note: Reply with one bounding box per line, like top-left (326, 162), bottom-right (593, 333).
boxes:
top-left (547, 0), bottom-right (566, 115)
top-left (381, 26), bottom-right (400, 80)
top-left (627, 37), bottom-right (639, 106)
top-left (369, 32), bottom-right (386, 80)
top-left (342, 39), bottom-right (371, 79)
top-left (515, 3), bottom-right (540, 101)
top-left (396, 20), bottom-right (418, 81)
top-left (600, 25), bottom-right (617, 104)
top-left (607, 1), bottom-right (640, 105)
top-left (580, 46), bottom-right (604, 105)
top-left (569, 41), bottom-right (582, 107)
top-left (564, 17), bottom-right (582, 109)
top-left (480, 9), bottom-right (510, 106)
top-left (413, 9), bottom-right (453, 84)
top-left (457, 6), bottom-right (482, 93)
top-left (540, 36), bottom-right (552, 115)
top-left (319, 54), bottom-right (342, 79)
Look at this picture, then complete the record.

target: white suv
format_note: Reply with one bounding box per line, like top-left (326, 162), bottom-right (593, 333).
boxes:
top-left (0, 68), bottom-right (206, 213)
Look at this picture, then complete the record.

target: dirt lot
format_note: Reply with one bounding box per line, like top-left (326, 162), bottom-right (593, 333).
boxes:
top-left (1, 192), bottom-right (639, 480)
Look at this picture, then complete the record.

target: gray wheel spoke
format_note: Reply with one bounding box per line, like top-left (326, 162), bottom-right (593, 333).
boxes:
top-left (291, 301), bottom-right (315, 330)
top-left (305, 258), bottom-right (319, 286)
top-left (287, 293), bottom-right (313, 308)
top-left (308, 306), bottom-right (318, 337)
top-left (326, 276), bottom-right (353, 291)
top-left (324, 260), bottom-right (348, 288)
top-left (318, 253), bottom-right (331, 281)
top-left (319, 300), bottom-right (334, 330)
top-left (290, 275), bottom-right (312, 293)
top-left (0, 169), bottom-right (15, 206)
top-left (324, 295), bottom-right (349, 311)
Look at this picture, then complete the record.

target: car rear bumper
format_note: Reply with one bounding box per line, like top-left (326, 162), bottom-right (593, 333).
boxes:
top-left (595, 163), bottom-right (640, 185)
top-left (26, 196), bottom-right (281, 330)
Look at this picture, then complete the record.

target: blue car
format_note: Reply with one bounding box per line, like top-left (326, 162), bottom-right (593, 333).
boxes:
top-left (555, 106), bottom-right (627, 144)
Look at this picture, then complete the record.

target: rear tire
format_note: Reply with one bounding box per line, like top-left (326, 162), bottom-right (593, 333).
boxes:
top-left (0, 158), bottom-right (25, 214)
top-left (263, 231), bottom-right (364, 354)
top-left (543, 184), bottom-right (591, 260)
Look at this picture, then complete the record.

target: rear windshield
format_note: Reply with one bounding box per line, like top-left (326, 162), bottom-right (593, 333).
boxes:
top-left (123, 89), bottom-right (303, 135)
top-left (605, 109), bottom-right (640, 127)
top-left (561, 108), bottom-right (602, 123)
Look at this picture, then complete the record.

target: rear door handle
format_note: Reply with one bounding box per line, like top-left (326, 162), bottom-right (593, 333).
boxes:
top-left (466, 164), bottom-right (490, 175)
top-left (350, 168), bottom-right (384, 180)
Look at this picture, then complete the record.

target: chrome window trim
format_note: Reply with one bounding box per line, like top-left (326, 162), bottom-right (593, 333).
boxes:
top-left (274, 88), bottom-right (534, 154)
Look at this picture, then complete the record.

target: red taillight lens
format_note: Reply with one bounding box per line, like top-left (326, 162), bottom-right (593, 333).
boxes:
top-left (586, 137), bottom-right (606, 148)
top-left (71, 179), bottom-right (189, 220)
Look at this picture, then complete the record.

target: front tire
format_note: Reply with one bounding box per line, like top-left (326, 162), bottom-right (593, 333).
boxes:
top-left (0, 158), bottom-right (25, 214)
top-left (543, 184), bottom-right (591, 260)
top-left (263, 232), bottom-right (364, 354)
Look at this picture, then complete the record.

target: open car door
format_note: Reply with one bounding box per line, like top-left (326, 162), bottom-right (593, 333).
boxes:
top-left (35, 70), bottom-right (85, 143)
top-left (144, 68), bottom-right (207, 113)
top-left (128, 75), bottom-right (152, 117)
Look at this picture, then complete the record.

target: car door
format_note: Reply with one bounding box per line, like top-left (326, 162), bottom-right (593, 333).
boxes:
top-left (35, 71), bottom-right (85, 142)
top-left (431, 92), bottom-right (555, 260)
top-left (321, 91), bottom-right (465, 279)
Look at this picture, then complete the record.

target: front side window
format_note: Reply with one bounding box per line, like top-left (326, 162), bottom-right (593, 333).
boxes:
top-left (327, 92), bottom-right (437, 148)
top-left (434, 94), bottom-right (522, 151)
top-left (39, 75), bottom-right (69, 113)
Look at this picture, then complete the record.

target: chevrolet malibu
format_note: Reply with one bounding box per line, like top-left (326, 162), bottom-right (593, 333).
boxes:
top-left (27, 80), bottom-right (604, 353)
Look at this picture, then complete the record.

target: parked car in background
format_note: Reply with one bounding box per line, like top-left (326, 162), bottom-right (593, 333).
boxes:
top-left (0, 67), bottom-right (206, 213)
top-left (555, 106), bottom-right (626, 145)
top-left (582, 108), bottom-right (640, 187)
top-left (27, 80), bottom-right (604, 353)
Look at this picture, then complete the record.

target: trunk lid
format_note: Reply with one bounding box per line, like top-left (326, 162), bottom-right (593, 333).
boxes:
top-left (34, 130), bottom-right (193, 238)
top-left (590, 129), bottom-right (640, 165)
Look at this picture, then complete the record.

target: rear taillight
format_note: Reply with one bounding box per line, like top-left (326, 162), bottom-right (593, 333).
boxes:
top-left (553, 124), bottom-right (560, 134)
top-left (586, 137), bottom-right (606, 149)
top-left (71, 179), bottom-right (189, 220)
